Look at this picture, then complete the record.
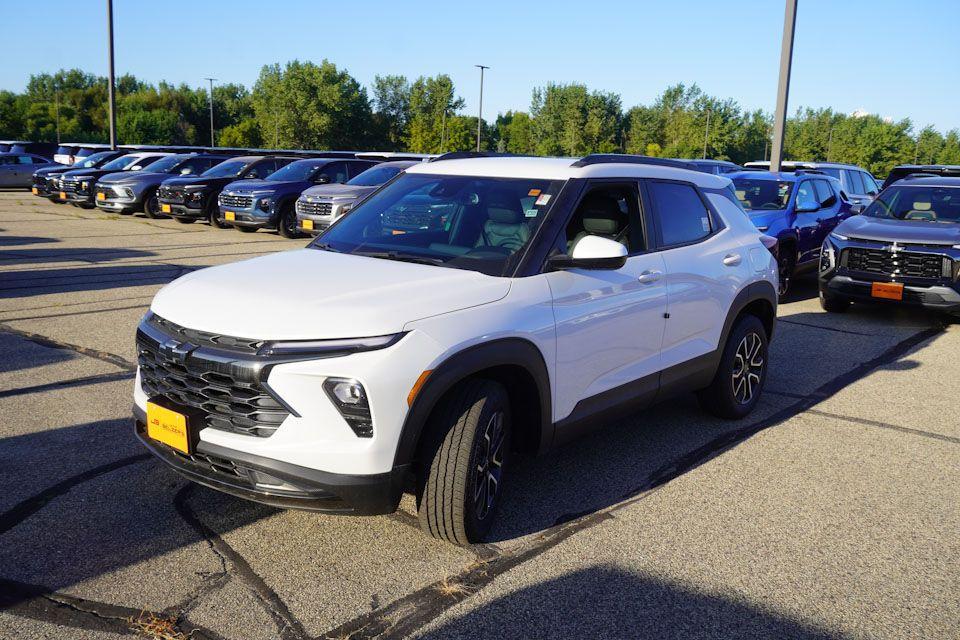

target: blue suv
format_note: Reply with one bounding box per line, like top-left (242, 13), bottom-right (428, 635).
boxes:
top-left (731, 170), bottom-right (853, 297)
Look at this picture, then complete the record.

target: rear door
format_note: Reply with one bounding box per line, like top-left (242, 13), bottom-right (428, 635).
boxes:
top-left (546, 180), bottom-right (667, 424)
top-left (0, 156), bottom-right (17, 186)
top-left (644, 179), bottom-right (746, 371)
top-left (793, 180), bottom-right (822, 266)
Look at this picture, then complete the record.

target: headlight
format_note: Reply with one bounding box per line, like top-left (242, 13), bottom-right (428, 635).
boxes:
top-left (830, 231), bottom-right (848, 241)
top-left (756, 225), bottom-right (769, 232)
top-left (257, 333), bottom-right (404, 357)
top-left (333, 203), bottom-right (353, 218)
top-left (820, 239), bottom-right (838, 272)
top-left (257, 197), bottom-right (272, 212)
top-left (323, 377), bottom-right (372, 438)
top-left (80, 181), bottom-right (89, 191)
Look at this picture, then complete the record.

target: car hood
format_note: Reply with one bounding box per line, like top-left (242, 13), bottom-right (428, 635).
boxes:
top-left (150, 249), bottom-right (511, 340)
top-left (222, 179), bottom-right (306, 195)
top-left (836, 215), bottom-right (960, 246)
top-left (99, 170), bottom-right (165, 185)
top-left (300, 183), bottom-right (376, 200)
top-left (162, 175), bottom-right (232, 188)
top-left (34, 165), bottom-right (70, 177)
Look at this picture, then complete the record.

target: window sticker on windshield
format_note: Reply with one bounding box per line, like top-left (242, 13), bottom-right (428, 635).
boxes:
top-left (525, 208), bottom-right (539, 218)
top-left (528, 188), bottom-right (542, 197)
top-left (535, 194), bottom-right (552, 206)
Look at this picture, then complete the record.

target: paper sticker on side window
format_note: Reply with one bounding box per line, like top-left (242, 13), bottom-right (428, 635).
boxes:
top-left (701, 217), bottom-right (710, 233)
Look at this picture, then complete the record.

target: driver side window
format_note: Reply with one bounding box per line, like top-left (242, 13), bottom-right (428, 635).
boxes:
top-left (795, 182), bottom-right (818, 210)
top-left (564, 184), bottom-right (643, 254)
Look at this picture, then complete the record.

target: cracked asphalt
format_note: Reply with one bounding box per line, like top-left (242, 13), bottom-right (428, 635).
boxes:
top-left (1, 190), bottom-right (958, 639)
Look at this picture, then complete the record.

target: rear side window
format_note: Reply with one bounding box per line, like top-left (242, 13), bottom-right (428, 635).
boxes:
top-left (861, 172), bottom-right (879, 194)
top-left (845, 169), bottom-right (865, 194)
top-left (17, 155), bottom-right (34, 164)
top-left (813, 180), bottom-right (836, 205)
top-left (647, 181), bottom-right (712, 246)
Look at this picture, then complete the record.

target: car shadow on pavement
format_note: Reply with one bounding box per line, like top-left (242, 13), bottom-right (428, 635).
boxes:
top-left (0, 247), bottom-right (155, 267)
top-left (418, 566), bottom-right (838, 640)
top-left (0, 235), bottom-right (60, 247)
top-left (0, 262), bottom-right (190, 299)
top-left (0, 332), bottom-right (75, 374)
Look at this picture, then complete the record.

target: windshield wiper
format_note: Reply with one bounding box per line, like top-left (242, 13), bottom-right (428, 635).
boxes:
top-left (312, 242), bottom-right (341, 253)
top-left (354, 250), bottom-right (447, 266)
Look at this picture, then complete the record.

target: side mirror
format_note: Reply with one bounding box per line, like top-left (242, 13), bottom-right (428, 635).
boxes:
top-left (314, 175), bottom-right (332, 185)
top-left (850, 203), bottom-right (864, 215)
top-left (547, 235), bottom-right (628, 271)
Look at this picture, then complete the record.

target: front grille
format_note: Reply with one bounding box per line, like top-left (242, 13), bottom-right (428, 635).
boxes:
top-left (158, 185), bottom-right (185, 203)
top-left (60, 180), bottom-right (78, 194)
top-left (137, 318), bottom-right (288, 438)
top-left (148, 313), bottom-right (264, 353)
top-left (220, 194), bottom-right (252, 208)
top-left (296, 200), bottom-right (332, 216)
top-left (843, 247), bottom-right (949, 280)
top-left (32, 175), bottom-right (48, 189)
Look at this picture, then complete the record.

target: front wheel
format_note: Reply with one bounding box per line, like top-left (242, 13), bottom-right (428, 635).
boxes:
top-left (418, 379), bottom-right (511, 545)
top-left (143, 191), bottom-right (164, 218)
top-left (277, 203), bottom-right (300, 239)
top-left (697, 314), bottom-right (768, 419)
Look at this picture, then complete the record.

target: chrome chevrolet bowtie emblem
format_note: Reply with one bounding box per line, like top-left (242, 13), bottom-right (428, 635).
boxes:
top-left (886, 242), bottom-right (901, 253)
top-left (158, 338), bottom-right (195, 363)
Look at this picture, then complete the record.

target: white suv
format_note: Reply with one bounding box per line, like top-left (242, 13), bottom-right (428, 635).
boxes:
top-left (134, 154), bottom-right (778, 545)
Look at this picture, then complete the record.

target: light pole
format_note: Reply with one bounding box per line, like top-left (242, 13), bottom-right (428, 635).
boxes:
top-left (204, 77), bottom-right (217, 147)
top-left (475, 65), bottom-right (489, 152)
top-left (106, 0), bottom-right (117, 150)
top-left (769, 0), bottom-right (798, 172)
top-left (702, 108), bottom-right (711, 159)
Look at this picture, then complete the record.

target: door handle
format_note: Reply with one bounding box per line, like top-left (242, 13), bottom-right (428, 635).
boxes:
top-left (722, 253), bottom-right (742, 267)
top-left (637, 270), bottom-right (662, 284)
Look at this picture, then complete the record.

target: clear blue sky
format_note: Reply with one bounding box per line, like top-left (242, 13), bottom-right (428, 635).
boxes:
top-left (4, 0), bottom-right (958, 132)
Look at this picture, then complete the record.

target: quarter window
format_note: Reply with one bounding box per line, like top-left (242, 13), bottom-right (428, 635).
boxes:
top-left (647, 181), bottom-right (712, 246)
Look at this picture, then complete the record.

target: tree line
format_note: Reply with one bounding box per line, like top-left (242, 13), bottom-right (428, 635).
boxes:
top-left (2, 60), bottom-right (958, 176)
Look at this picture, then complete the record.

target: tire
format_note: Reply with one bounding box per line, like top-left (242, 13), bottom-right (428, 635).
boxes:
top-left (697, 314), bottom-right (768, 420)
top-left (173, 216), bottom-right (196, 224)
top-left (417, 379), bottom-right (512, 545)
top-left (819, 290), bottom-right (850, 313)
top-left (143, 191), bottom-right (164, 218)
top-left (277, 203), bottom-right (300, 239)
top-left (777, 248), bottom-right (795, 300)
top-left (208, 201), bottom-right (229, 229)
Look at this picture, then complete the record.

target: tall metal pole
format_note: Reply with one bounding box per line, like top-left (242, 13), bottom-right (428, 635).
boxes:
top-left (475, 65), bottom-right (489, 152)
top-left (54, 87), bottom-right (61, 144)
top-left (204, 77), bottom-right (217, 147)
top-left (702, 109), bottom-right (711, 159)
top-left (769, 0), bottom-right (797, 172)
top-left (106, 0), bottom-right (117, 150)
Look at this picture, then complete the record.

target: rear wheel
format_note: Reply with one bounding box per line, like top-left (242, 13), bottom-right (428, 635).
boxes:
top-left (697, 314), bottom-right (768, 419)
top-left (277, 203), bottom-right (300, 239)
top-left (418, 379), bottom-right (511, 545)
top-left (207, 200), bottom-right (229, 229)
top-left (143, 191), bottom-right (163, 218)
top-left (777, 249), bottom-right (795, 300)
top-left (819, 290), bottom-right (850, 313)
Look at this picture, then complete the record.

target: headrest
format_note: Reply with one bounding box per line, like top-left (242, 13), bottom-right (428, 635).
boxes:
top-left (579, 193), bottom-right (625, 235)
top-left (913, 201), bottom-right (931, 211)
top-left (486, 189), bottom-right (522, 224)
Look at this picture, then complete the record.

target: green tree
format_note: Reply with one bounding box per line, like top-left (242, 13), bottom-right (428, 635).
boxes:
top-left (407, 74), bottom-right (464, 153)
top-left (371, 75), bottom-right (411, 149)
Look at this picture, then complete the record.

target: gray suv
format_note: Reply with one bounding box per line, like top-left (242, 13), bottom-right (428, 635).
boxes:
top-left (295, 161), bottom-right (420, 235)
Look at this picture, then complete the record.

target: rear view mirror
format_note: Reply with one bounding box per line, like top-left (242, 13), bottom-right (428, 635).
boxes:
top-left (547, 235), bottom-right (628, 271)
top-left (850, 203), bottom-right (864, 215)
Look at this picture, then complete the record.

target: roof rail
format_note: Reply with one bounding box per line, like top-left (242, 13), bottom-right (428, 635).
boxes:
top-left (902, 172), bottom-right (940, 180)
top-left (430, 151), bottom-right (528, 162)
top-left (571, 154), bottom-right (697, 170)
top-left (794, 169), bottom-right (826, 175)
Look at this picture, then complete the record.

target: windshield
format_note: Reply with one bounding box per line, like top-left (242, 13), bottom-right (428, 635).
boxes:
top-left (863, 185), bottom-right (960, 223)
top-left (74, 151), bottom-right (116, 168)
top-left (100, 155), bottom-right (146, 171)
top-left (732, 178), bottom-right (793, 211)
top-left (311, 173), bottom-right (563, 276)
top-left (348, 165), bottom-right (404, 186)
top-left (201, 159), bottom-right (249, 178)
top-left (265, 160), bottom-right (320, 182)
top-left (142, 155), bottom-right (185, 174)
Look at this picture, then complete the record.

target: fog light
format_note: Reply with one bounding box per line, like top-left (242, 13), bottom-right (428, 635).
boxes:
top-left (323, 377), bottom-right (373, 438)
top-left (257, 198), bottom-right (272, 212)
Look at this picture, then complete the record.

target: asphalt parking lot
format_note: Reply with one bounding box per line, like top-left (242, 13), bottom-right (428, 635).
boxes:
top-left (1, 189), bottom-right (958, 640)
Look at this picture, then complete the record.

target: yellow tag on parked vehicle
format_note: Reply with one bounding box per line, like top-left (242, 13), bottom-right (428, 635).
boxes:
top-left (97, 192), bottom-right (105, 200)
top-left (161, 203), bottom-right (171, 213)
top-left (31, 187), bottom-right (38, 195)
top-left (302, 219), bottom-right (314, 230)
top-left (146, 401), bottom-right (192, 454)
top-left (225, 211), bottom-right (236, 221)
top-left (59, 191), bottom-right (66, 199)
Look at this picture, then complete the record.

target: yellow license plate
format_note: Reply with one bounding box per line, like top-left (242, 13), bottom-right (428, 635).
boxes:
top-left (146, 401), bottom-right (192, 454)
top-left (161, 203), bottom-right (171, 213)
top-left (96, 192), bottom-right (106, 200)
top-left (31, 187), bottom-right (38, 195)
top-left (59, 191), bottom-right (67, 199)
top-left (871, 281), bottom-right (903, 301)
top-left (225, 211), bottom-right (235, 221)
top-left (302, 219), bottom-right (313, 230)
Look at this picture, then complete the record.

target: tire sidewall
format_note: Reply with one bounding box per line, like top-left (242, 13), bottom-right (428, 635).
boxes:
top-left (720, 316), bottom-right (768, 418)
top-left (462, 387), bottom-right (512, 541)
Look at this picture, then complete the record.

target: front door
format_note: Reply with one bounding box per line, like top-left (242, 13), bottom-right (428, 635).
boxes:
top-left (545, 181), bottom-right (668, 424)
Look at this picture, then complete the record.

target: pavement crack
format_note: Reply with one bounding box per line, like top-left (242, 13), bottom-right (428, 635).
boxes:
top-left (0, 321), bottom-right (136, 371)
top-left (806, 408), bottom-right (960, 445)
top-left (778, 318), bottom-right (876, 336)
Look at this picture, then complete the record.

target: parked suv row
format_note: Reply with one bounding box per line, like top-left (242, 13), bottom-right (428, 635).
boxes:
top-left (744, 161), bottom-right (880, 206)
top-left (133, 153), bottom-right (778, 545)
top-left (95, 153), bottom-right (228, 216)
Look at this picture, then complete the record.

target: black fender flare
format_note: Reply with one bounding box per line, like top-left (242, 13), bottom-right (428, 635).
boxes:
top-left (392, 338), bottom-right (552, 469)
top-left (720, 280), bottom-right (778, 348)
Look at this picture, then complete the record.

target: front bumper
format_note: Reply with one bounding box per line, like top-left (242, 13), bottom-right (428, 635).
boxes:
top-left (162, 202), bottom-right (205, 218)
top-left (96, 197), bottom-right (140, 213)
top-left (219, 206), bottom-right (275, 229)
top-left (296, 213), bottom-right (333, 236)
top-left (134, 408), bottom-right (407, 515)
top-left (820, 274), bottom-right (960, 312)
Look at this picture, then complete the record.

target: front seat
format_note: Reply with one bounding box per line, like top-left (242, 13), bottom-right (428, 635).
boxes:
top-left (904, 198), bottom-right (936, 221)
top-left (477, 189), bottom-right (529, 252)
top-left (569, 192), bottom-right (629, 251)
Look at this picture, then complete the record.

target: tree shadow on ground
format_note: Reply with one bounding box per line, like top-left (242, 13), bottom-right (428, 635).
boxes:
top-left (0, 262), bottom-right (187, 299)
top-left (0, 236), bottom-right (60, 247)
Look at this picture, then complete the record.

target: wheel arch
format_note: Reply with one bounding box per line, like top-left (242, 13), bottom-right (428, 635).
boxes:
top-left (394, 338), bottom-right (553, 471)
top-left (722, 280), bottom-right (777, 346)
